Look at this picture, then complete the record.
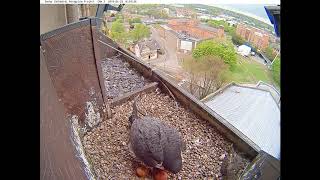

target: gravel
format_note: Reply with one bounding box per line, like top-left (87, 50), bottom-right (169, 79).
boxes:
top-left (82, 91), bottom-right (250, 179)
top-left (101, 56), bottom-right (149, 99)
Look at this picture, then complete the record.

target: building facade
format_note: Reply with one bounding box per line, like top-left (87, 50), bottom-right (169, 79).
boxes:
top-left (236, 23), bottom-right (270, 50)
top-left (158, 20), bottom-right (225, 54)
top-left (168, 19), bottom-right (224, 39)
top-left (40, 4), bottom-right (97, 34)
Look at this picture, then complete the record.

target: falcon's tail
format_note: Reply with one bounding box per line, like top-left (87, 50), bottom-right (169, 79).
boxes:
top-left (129, 95), bottom-right (139, 125)
top-left (132, 96), bottom-right (138, 118)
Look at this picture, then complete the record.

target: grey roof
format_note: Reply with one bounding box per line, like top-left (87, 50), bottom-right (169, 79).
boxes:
top-left (197, 23), bottom-right (221, 33)
top-left (202, 83), bottom-right (280, 159)
top-left (167, 29), bottom-right (199, 42)
top-left (256, 81), bottom-right (280, 104)
top-left (177, 32), bottom-right (199, 41)
top-left (137, 39), bottom-right (160, 52)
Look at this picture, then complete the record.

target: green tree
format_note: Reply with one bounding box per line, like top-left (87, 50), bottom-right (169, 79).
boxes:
top-left (129, 23), bottom-right (151, 43)
top-left (272, 57), bottom-right (280, 87)
top-left (129, 18), bottom-right (142, 25)
top-left (207, 20), bottom-right (235, 34)
top-left (182, 55), bottom-right (228, 99)
top-left (230, 31), bottom-right (245, 45)
top-left (110, 20), bottom-right (127, 44)
top-left (265, 46), bottom-right (276, 60)
top-left (192, 40), bottom-right (237, 70)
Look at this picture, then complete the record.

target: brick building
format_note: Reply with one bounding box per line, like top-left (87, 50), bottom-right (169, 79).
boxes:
top-left (157, 19), bottom-right (225, 53)
top-left (168, 19), bottom-right (224, 40)
top-left (236, 23), bottom-right (270, 50)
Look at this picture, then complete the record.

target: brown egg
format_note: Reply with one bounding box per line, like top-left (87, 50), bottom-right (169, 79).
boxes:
top-left (153, 169), bottom-right (168, 180)
top-left (136, 166), bottom-right (149, 177)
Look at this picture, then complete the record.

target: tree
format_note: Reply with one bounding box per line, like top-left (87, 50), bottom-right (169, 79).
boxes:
top-left (192, 40), bottom-right (237, 70)
top-left (110, 20), bottom-right (127, 44)
top-left (231, 31), bottom-right (245, 46)
top-left (129, 18), bottom-right (142, 25)
top-left (115, 14), bottom-right (124, 22)
top-left (272, 57), bottom-right (280, 87)
top-left (182, 55), bottom-right (228, 99)
top-left (207, 20), bottom-right (235, 34)
top-left (265, 46), bottom-right (276, 60)
top-left (129, 23), bottom-right (151, 43)
top-left (159, 11), bottom-right (169, 19)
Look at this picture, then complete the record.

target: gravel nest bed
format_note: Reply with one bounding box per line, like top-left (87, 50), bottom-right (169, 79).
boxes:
top-left (101, 56), bottom-right (149, 99)
top-left (82, 91), bottom-right (250, 179)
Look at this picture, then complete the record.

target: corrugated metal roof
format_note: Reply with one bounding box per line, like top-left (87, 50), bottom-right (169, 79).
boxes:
top-left (256, 81), bottom-right (280, 104)
top-left (203, 84), bottom-right (280, 159)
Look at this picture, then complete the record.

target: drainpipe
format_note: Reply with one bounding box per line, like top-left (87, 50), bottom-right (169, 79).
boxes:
top-left (66, 5), bottom-right (80, 23)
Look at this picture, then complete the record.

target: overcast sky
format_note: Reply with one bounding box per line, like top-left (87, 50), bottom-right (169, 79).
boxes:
top-left (210, 4), bottom-right (274, 25)
top-left (158, 0), bottom-right (280, 4)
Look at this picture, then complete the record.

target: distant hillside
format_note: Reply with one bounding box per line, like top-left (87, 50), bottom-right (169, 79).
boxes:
top-left (184, 4), bottom-right (274, 32)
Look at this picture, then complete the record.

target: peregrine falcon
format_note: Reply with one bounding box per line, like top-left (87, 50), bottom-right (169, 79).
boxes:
top-left (128, 96), bottom-right (184, 174)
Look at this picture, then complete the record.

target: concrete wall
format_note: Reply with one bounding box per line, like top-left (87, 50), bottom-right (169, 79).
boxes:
top-left (40, 49), bottom-right (87, 180)
top-left (40, 5), bottom-right (97, 34)
top-left (40, 5), bottom-right (67, 34)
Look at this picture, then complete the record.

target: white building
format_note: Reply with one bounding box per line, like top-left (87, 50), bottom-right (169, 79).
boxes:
top-left (238, 45), bottom-right (252, 57)
top-left (201, 82), bottom-right (280, 159)
top-left (198, 14), bottom-right (211, 20)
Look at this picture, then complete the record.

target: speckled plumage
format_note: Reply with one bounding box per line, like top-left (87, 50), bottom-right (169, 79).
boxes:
top-left (129, 97), bottom-right (183, 173)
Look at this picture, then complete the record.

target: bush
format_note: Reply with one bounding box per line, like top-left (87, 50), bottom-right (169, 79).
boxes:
top-left (207, 20), bottom-right (235, 33)
top-left (231, 32), bottom-right (245, 46)
top-left (182, 55), bottom-right (228, 99)
top-left (192, 40), bottom-right (237, 70)
top-left (272, 57), bottom-right (280, 86)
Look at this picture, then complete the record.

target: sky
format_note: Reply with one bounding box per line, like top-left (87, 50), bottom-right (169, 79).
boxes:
top-left (130, 0), bottom-right (280, 4)
top-left (210, 4), bottom-right (274, 25)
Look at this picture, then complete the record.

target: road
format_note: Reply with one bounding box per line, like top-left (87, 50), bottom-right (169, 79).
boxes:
top-left (149, 26), bottom-right (184, 77)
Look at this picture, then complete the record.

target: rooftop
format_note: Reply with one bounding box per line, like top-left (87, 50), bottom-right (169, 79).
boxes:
top-left (256, 81), bottom-right (280, 104)
top-left (167, 29), bottom-right (199, 42)
top-left (160, 24), bottom-right (172, 30)
top-left (136, 39), bottom-right (160, 51)
top-left (202, 82), bottom-right (280, 159)
top-left (197, 23), bottom-right (222, 33)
